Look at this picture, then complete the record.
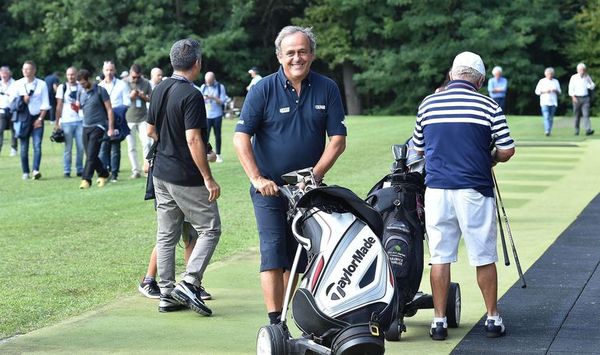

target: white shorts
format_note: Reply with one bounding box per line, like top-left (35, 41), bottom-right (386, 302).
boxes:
top-left (425, 188), bottom-right (498, 266)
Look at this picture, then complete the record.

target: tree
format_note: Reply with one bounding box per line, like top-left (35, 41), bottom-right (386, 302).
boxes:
top-left (299, 0), bottom-right (571, 115)
top-left (567, 0), bottom-right (600, 111)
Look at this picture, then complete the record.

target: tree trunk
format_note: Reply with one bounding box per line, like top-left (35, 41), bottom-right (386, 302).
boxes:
top-left (342, 61), bottom-right (362, 115)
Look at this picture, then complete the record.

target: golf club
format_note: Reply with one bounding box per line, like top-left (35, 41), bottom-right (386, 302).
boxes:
top-left (494, 191), bottom-right (510, 266)
top-left (492, 170), bottom-right (527, 288)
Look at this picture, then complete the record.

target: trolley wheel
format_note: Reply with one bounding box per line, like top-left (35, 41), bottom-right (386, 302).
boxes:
top-left (384, 318), bottom-right (406, 341)
top-left (446, 282), bottom-right (461, 328)
top-left (256, 323), bottom-right (288, 355)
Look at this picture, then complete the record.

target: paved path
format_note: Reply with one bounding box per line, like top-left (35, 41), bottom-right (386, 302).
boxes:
top-left (453, 194), bottom-right (600, 354)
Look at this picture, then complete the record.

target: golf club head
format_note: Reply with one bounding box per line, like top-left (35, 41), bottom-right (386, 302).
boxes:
top-left (392, 144), bottom-right (407, 161)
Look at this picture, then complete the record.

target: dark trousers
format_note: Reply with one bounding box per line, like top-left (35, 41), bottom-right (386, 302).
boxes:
top-left (207, 116), bottom-right (222, 154)
top-left (0, 112), bottom-right (17, 152)
top-left (493, 97), bottom-right (506, 112)
top-left (573, 95), bottom-right (592, 134)
top-left (99, 139), bottom-right (121, 179)
top-left (83, 126), bottom-right (109, 182)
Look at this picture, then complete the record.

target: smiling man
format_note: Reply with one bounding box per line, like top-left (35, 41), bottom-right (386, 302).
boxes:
top-left (233, 25), bottom-right (347, 325)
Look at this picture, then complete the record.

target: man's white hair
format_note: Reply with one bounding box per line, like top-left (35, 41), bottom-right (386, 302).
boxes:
top-left (451, 66), bottom-right (484, 84)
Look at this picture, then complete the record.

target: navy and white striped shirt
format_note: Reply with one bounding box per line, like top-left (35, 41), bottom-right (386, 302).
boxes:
top-left (412, 80), bottom-right (515, 197)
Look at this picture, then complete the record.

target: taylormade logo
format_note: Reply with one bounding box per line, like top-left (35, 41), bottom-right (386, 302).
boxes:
top-left (326, 236), bottom-right (376, 300)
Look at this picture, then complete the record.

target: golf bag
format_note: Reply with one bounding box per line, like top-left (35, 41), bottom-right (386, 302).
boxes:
top-left (366, 153), bottom-right (426, 334)
top-left (257, 168), bottom-right (397, 355)
top-left (366, 141), bottom-right (461, 341)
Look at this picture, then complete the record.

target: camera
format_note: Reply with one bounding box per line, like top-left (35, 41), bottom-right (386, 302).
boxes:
top-left (28, 90), bottom-right (34, 96)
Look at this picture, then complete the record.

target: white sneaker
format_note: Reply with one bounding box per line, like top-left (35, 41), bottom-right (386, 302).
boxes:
top-left (216, 154), bottom-right (223, 163)
top-left (10, 148), bottom-right (17, 157)
top-left (22, 173), bottom-right (29, 180)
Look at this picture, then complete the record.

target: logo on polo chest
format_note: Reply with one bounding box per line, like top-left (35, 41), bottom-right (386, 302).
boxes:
top-left (315, 104), bottom-right (326, 110)
top-left (279, 107), bottom-right (290, 113)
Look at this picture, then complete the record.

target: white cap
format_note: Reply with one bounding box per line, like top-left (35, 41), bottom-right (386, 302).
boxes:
top-left (492, 66), bottom-right (502, 74)
top-left (452, 51), bottom-right (486, 76)
top-left (120, 70), bottom-right (129, 79)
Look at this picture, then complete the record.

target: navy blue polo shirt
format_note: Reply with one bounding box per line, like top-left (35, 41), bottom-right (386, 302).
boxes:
top-left (236, 67), bottom-right (347, 185)
top-left (412, 80), bottom-right (515, 197)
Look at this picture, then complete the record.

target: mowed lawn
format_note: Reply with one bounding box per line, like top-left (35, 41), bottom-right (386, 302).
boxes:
top-left (0, 114), bottom-right (598, 345)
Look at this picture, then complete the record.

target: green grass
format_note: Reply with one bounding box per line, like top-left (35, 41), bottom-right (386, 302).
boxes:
top-left (0, 114), bottom-right (598, 344)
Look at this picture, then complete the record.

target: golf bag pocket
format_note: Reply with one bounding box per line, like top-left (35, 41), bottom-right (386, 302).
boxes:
top-left (331, 322), bottom-right (385, 355)
top-left (382, 220), bottom-right (412, 278)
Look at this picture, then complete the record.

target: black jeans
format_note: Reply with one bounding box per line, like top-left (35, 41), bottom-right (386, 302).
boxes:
top-left (0, 112), bottom-right (17, 153)
top-left (207, 116), bottom-right (222, 154)
top-left (82, 126), bottom-right (109, 183)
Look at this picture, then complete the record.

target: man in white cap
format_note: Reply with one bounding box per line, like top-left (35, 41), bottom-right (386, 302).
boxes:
top-left (246, 67), bottom-right (262, 92)
top-left (487, 65), bottom-right (508, 111)
top-left (412, 51), bottom-right (515, 340)
top-left (568, 63), bottom-right (595, 136)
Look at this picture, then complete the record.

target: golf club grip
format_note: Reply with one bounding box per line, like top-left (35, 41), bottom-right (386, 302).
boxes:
top-left (492, 170), bottom-right (527, 288)
top-left (495, 194), bottom-right (510, 266)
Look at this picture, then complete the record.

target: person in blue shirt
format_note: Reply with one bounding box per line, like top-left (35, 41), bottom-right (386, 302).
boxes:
top-left (487, 66), bottom-right (508, 111)
top-left (413, 52), bottom-right (515, 340)
top-left (199, 72), bottom-right (227, 162)
top-left (233, 25), bottom-right (347, 326)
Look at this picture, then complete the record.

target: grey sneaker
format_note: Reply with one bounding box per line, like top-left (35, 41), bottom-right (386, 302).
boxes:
top-left (138, 279), bottom-right (160, 299)
top-left (171, 281), bottom-right (212, 316)
top-left (158, 293), bottom-right (186, 313)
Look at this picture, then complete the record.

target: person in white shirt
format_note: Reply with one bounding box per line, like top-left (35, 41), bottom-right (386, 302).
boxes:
top-left (55, 66), bottom-right (84, 177)
top-left (0, 65), bottom-right (17, 156)
top-left (9, 60), bottom-right (51, 180)
top-left (125, 64), bottom-right (152, 178)
top-left (535, 67), bottom-right (561, 136)
top-left (150, 67), bottom-right (163, 90)
top-left (568, 63), bottom-right (595, 136)
top-left (98, 60), bottom-right (130, 181)
top-left (246, 67), bottom-right (262, 92)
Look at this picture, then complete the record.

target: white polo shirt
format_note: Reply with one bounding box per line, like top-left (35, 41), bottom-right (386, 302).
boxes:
top-left (534, 78), bottom-right (561, 107)
top-left (10, 77), bottom-right (51, 116)
top-left (99, 77), bottom-right (130, 107)
top-left (568, 74), bottom-right (595, 97)
top-left (56, 83), bottom-right (83, 123)
top-left (0, 78), bottom-right (14, 114)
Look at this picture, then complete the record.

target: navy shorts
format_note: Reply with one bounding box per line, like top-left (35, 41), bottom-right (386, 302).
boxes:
top-left (250, 186), bottom-right (307, 273)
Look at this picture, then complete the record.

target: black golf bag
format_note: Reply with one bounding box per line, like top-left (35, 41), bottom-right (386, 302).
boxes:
top-left (366, 162), bottom-right (426, 339)
top-left (366, 141), bottom-right (461, 341)
top-left (257, 168), bottom-right (397, 355)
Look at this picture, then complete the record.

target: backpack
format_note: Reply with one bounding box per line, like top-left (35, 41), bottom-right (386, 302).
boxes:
top-left (83, 85), bottom-right (130, 142)
top-left (200, 82), bottom-right (226, 111)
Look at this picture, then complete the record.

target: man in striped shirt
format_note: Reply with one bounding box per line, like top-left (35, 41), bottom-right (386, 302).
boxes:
top-left (413, 51), bottom-right (515, 340)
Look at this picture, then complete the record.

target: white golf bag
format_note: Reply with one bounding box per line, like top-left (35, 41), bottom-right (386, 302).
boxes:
top-left (257, 169), bottom-right (397, 355)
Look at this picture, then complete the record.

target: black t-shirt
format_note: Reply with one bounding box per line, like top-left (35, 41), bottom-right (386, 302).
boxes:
top-left (147, 77), bottom-right (208, 186)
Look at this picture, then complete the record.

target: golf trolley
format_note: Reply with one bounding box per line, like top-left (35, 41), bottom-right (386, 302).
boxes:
top-left (257, 168), bottom-right (397, 355)
top-left (366, 139), bottom-right (461, 341)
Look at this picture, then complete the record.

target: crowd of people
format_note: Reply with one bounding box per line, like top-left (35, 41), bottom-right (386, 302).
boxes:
top-left (2, 24), bottom-right (597, 343)
top-left (0, 59), bottom-right (263, 181)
